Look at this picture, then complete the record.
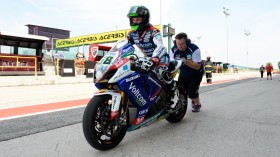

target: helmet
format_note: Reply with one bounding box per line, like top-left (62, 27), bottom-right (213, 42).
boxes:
top-left (207, 56), bottom-right (211, 60)
top-left (127, 6), bottom-right (150, 32)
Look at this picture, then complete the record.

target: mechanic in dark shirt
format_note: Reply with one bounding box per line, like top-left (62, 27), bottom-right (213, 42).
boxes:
top-left (171, 32), bottom-right (204, 112)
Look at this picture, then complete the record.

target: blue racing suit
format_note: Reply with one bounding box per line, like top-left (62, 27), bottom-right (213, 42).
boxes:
top-left (127, 24), bottom-right (171, 83)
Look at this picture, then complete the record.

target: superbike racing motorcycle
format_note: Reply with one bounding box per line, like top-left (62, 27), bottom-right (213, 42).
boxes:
top-left (82, 39), bottom-right (188, 150)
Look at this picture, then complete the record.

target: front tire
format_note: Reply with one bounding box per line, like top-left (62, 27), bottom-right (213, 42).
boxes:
top-left (165, 83), bottom-right (188, 123)
top-left (82, 95), bottom-right (128, 151)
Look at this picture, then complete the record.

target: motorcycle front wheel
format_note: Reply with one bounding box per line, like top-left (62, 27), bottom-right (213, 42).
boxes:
top-left (82, 95), bottom-right (128, 151)
top-left (165, 83), bottom-right (188, 123)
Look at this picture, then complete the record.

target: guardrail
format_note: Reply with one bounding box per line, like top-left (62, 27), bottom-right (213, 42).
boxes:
top-left (0, 55), bottom-right (38, 79)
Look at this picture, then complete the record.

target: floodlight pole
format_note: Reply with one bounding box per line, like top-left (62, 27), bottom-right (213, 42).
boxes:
top-left (244, 30), bottom-right (251, 69)
top-left (223, 7), bottom-right (230, 63)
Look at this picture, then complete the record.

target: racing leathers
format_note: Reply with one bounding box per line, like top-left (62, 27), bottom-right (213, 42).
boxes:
top-left (127, 24), bottom-right (178, 108)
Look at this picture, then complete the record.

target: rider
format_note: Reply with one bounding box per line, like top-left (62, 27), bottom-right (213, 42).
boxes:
top-left (127, 5), bottom-right (178, 109)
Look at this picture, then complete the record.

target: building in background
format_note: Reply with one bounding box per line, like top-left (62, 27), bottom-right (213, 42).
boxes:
top-left (0, 31), bottom-right (48, 75)
top-left (26, 24), bottom-right (70, 51)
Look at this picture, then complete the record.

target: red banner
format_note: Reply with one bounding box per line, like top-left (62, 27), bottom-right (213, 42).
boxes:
top-left (89, 44), bottom-right (99, 61)
top-left (0, 54), bottom-right (39, 71)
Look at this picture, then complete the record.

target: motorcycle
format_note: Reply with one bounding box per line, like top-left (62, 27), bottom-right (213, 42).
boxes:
top-left (82, 39), bottom-right (188, 151)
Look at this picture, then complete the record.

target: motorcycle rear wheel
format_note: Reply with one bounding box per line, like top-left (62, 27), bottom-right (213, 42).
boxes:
top-left (82, 95), bottom-right (128, 151)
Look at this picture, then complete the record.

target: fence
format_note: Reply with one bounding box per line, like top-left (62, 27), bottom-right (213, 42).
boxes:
top-left (0, 55), bottom-right (38, 79)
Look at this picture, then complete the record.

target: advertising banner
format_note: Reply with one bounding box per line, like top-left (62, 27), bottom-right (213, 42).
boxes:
top-left (56, 25), bottom-right (161, 48)
top-left (56, 30), bottom-right (126, 48)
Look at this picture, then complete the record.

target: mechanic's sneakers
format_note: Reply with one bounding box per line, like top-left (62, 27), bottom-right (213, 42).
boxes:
top-left (169, 88), bottom-right (179, 109)
top-left (191, 100), bottom-right (195, 109)
top-left (192, 104), bottom-right (201, 112)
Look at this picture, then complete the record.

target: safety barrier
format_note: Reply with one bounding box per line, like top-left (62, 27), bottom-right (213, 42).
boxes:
top-left (0, 55), bottom-right (38, 79)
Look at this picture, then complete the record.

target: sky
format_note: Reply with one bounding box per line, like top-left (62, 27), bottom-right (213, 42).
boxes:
top-left (1, 0), bottom-right (280, 68)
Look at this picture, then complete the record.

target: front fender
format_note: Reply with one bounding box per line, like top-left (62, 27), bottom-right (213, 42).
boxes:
top-left (94, 90), bottom-right (122, 120)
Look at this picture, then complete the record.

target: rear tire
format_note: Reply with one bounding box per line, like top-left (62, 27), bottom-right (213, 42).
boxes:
top-left (82, 95), bottom-right (128, 150)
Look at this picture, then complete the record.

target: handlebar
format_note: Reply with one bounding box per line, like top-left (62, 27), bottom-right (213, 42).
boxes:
top-left (131, 57), bottom-right (157, 71)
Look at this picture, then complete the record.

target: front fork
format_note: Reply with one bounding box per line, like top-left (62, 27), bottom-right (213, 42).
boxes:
top-left (94, 90), bottom-right (127, 121)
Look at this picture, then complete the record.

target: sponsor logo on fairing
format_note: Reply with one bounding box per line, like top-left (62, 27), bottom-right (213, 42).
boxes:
top-left (112, 65), bottom-right (129, 80)
top-left (135, 117), bottom-right (145, 124)
top-left (115, 60), bottom-right (124, 67)
top-left (112, 96), bottom-right (117, 110)
top-left (139, 109), bottom-right (148, 115)
top-left (126, 74), bottom-right (140, 82)
top-left (123, 65), bottom-right (128, 70)
top-left (129, 82), bottom-right (147, 106)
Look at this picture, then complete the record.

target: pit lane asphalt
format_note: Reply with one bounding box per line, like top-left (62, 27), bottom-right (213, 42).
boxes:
top-left (1, 75), bottom-right (280, 157)
top-left (0, 77), bottom-right (258, 142)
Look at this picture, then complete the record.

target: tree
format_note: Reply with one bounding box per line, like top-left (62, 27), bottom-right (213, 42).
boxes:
top-left (278, 61), bottom-right (280, 69)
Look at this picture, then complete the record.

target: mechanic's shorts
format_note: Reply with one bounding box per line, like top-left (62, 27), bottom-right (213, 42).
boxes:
top-left (267, 72), bottom-right (272, 76)
top-left (178, 73), bottom-right (203, 99)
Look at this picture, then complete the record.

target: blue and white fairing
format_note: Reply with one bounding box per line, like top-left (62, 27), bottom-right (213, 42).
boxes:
top-left (117, 72), bottom-right (162, 124)
top-left (94, 38), bottom-right (164, 125)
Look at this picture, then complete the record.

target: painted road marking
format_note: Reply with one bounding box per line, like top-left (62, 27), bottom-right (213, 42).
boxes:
top-left (201, 79), bottom-right (236, 86)
top-left (0, 105), bottom-right (87, 121)
top-left (201, 76), bottom-right (252, 86)
top-left (0, 98), bottom-right (90, 121)
top-left (0, 76), bottom-right (256, 121)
